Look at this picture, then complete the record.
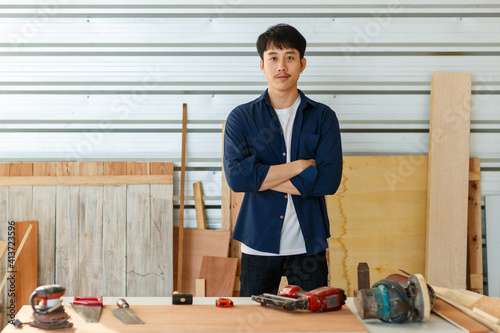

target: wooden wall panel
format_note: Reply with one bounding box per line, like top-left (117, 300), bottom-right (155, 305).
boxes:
top-left (102, 185), bottom-right (127, 296)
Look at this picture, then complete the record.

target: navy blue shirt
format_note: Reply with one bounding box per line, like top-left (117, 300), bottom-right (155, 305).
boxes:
top-left (223, 89), bottom-right (343, 255)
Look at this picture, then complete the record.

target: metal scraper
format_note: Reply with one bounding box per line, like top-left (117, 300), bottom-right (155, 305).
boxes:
top-left (71, 296), bottom-right (103, 323)
top-left (111, 298), bottom-right (144, 325)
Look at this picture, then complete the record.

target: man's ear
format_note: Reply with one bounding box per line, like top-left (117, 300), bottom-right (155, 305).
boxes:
top-left (260, 60), bottom-right (265, 73)
top-left (301, 58), bottom-right (307, 72)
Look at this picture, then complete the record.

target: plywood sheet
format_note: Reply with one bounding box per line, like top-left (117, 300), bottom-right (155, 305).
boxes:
top-left (199, 256), bottom-right (237, 297)
top-left (173, 228), bottom-right (230, 294)
top-left (7, 304), bottom-right (367, 333)
top-left (327, 155), bottom-right (428, 296)
top-left (426, 71), bottom-right (472, 289)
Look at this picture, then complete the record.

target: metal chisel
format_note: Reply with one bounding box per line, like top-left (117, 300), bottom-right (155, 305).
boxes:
top-left (111, 298), bottom-right (144, 325)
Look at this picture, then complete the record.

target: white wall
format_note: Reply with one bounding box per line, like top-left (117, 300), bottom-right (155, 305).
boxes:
top-left (0, 1), bottom-right (499, 228)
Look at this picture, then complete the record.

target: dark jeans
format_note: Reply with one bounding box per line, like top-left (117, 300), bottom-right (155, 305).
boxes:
top-left (239, 250), bottom-right (328, 297)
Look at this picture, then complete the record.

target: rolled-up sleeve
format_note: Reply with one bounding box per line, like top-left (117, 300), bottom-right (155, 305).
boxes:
top-left (223, 108), bottom-right (270, 193)
top-left (290, 108), bottom-right (343, 198)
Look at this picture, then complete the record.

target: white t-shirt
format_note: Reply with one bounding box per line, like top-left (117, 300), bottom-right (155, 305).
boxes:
top-left (241, 96), bottom-right (307, 256)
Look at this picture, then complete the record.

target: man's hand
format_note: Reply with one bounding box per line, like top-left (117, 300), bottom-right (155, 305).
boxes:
top-left (258, 159), bottom-right (316, 193)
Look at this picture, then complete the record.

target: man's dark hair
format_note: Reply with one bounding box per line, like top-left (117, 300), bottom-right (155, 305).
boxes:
top-left (256, 23), bottom-right (307, 60)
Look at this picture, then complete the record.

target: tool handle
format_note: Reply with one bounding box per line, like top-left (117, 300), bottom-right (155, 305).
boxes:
top-left (117, 298), bottom-right (129, 308)
top-left (73, 296), bottom-right (103, 306)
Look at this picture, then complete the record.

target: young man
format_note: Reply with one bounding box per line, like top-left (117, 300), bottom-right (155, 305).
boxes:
top-left (223, 23), bottom-right (343, 296)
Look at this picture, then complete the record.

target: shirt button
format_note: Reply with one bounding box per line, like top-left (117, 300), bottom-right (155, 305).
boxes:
top-left (284, 195), bottom-right (288, 199)
top-left (281, 132), bottom-right (283, 135)
top-left (280, 215), bottom-right (284, 219)
top-left (282, 152), bottom-right (286, 156)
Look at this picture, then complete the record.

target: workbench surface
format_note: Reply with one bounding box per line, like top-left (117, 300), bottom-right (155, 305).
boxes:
top-left (2, 297), bottom-right (463, 333)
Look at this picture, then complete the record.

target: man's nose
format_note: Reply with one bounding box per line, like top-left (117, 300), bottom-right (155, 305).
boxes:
top-left (278, 58), bottom-right (287, 71)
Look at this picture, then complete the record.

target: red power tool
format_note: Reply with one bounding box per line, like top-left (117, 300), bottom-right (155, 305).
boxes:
top-left (252, 285), bottom-right (346, 312)
top-left (24, 284), bottom-right (73, 329)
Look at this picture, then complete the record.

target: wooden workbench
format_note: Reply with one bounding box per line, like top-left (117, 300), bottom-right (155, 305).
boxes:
top-left (1, 298), bottom-right (463, 333)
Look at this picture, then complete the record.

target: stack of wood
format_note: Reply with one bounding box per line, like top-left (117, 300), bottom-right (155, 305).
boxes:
top-left (433, 286), bottom-right (500, 333)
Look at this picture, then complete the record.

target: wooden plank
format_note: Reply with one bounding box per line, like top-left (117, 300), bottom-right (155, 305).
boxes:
top-left (433, 298), bottom-right (490, 333)
top-left (195, 279), bottom-right (206, 297)
top-left (426, 71), bottom-right (472, 289)
top-left (199, 256), bottom-right (237, 297)
top-left (79, 162), bottom-right (103, 176)
top-left (177, 103), bottom-right (187, 292)
top-left (151, 162), bottom-right (174, 176)
top-left (127, 162), bottom-right (150, 175)
top-left (0, 164), bottom-right (9, 176)
top-left (9, 303), bottom-right (368, 333)
top-left (126, 184), bottom-right (152, 296)
top-left (55, 186), bottom-right (80, 296)
top-left (221, 123), bottom-right (231, 232)
top-left (13, 221), bottom-right (38, 315)
top-left (104, 162), bottom-right (127, 175)
top-left (327, 155), bottom-right (428, 296)
top-left (193, 181), bottom-right (206, 229)
top-left (32, 186), bottom-right (56, 285)
top-left (173, 228), bottom-right (231, 295)
top-left (467, 158), bottom-right (483, 293)
top-left (150, 184), bottom-right (174, 296)
top-left (230, 191), bottom-right (244, 273)
top-left (78, 186), bottom-right (104, 296)
top-left (9, 186), bottom-right (33, 222)
top-left (9, 163), bottom-right (32, 176)
top-left (485, 195), bottom-right (500, 298)
top-left (102, 185), bottom-right (127, 297)
top-left (0, 175), bottom-right (173, 186)
top-left (33, 162), bottom-right (79, 176)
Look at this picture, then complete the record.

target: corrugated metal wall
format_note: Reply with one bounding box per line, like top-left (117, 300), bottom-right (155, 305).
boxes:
top-left (1, 1), bottom-right (499, 229)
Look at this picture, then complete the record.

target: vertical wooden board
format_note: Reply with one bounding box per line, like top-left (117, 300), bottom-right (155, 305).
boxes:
top-left (126, 184), bottom-right (151, 296)
top-left (9, 186), bottom-right (33, 222)
top-left (426, 72), bottom-right (472, 289)
top-left (150, 184), bottom-right (174, 296)
top-left (199, 256), bottom-right (237, 297)
top-left (32, 186), bottom-right (56, 285)
top-left (78, 186), bottom-right (104, 296)
top-left (9, 163), bottom-right (32, 176)
top-left (485, 195), bottom-right (500, 297)
top-left (55, 186), bottom-right (80, 296)
top-left (13, 221), bottom-right (38, 315)
top-left (33, 162), bottom-right (79, 176)
top-left (0, 164), bottom-right (9, 176)
top-left (102, 185), bottom-right (127, 297)
top-left (32, 163), bottom-right (51, 176)
top-left (327, 156), bottom-right (428, 296)
top-left (104, 162), bottom-right (127, 175)
top-left (151, 162), bottom-right (174, 176)
top-left (193, 182), bottom-right (206, 229)
top-left (0, 187), bottom-right (9, 327)
top-left (79, 162), bottom-right (103, 176)
top-left (468, 158), bottom-right (483, 293)
top-left (230, 191), bottom-right (244, 287)
top-left (127, 162), bottom-right (149, 175)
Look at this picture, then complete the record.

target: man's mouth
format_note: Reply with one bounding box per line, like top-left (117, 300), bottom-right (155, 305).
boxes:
top-left (275, 74), bottom-right (291, 80)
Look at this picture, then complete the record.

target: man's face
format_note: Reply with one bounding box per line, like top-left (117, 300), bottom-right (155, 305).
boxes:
top-left (260, 45), bottom-right (306, 94)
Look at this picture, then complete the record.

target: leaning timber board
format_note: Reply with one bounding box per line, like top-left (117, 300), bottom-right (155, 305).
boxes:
top-left (327, 155), bottom-right (428, 296)
top-left (426, 72), bottom-right (472, 289)
top-left (0, 167), bottom-right (174, 298)
top-left (7, 304), bottom-right (368, 333)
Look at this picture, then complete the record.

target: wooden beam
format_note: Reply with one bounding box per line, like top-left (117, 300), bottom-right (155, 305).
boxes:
top-left (468, 158), bottom-right (483, 293)
top-left (426, 71), bottom-right (472, 289)
top-left (220, 123), bottom-right (231, 232)
top-left (176, 103), bottom-right (188, 292)
top-left (193, 182), bottom-right (206, 229)
top-left (0, 175), bottom-right (173, 186)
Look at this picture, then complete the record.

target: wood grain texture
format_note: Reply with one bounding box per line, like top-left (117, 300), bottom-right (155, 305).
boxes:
top-left (468, 158), bottom-right (483, 293)
top-left (13, 221), bottom-right (38, 315)
top-left (104, 162), bottom-right (127, 175)
top-left (33, 162), bottom-right (79, 176)
top-left (7, 304), bottom-right (368, 333)
top-left (55, 186), bottom-right (80, 296)
top-left (193, 181), bottom-right (206, 229)
top-left (0, 175), bottom-right (173, 186)
top-left (150, 184), bottom-right (174, 296)
top-left (79, 162), bottom-right (104, 176)
top-left (199, 256), bottom-right (237, 297)
top-left (102, 185), bottom-right (127, 297)
top-left (78, 186), bottom-right (104, 295)
top-left (126, 184), bottom-right (152, 296)
top-left (150, 162), bottom-right (174, 176)
top-left (0, 164), bottom-right (9, 176)
top-left (127, 162), bottom-right (150, 175)
top-left (9, 163), bottom-right (32, 176)
top-left (177, 103), bottom-right (188, 292)
top-left (327, 156), bottom-right (428, 296)
top-left (9, 186), bottom-right (33, 222)
top-left (426, 71), bottom-right (472, 289)
top-left (32, 186), bottom-right (56, 285)
top-left (433, 298), bottom-right (490, 333)
top-left (173, 228), bottom-right (231, 295)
